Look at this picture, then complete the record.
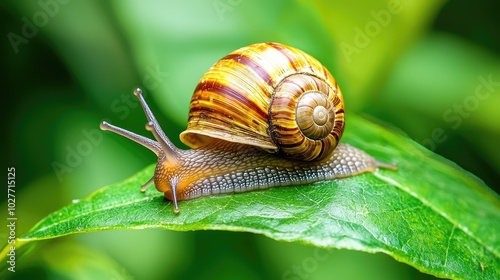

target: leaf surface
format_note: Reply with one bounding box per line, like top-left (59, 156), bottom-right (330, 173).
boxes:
top-left (7, 114), bottom-right (500, 280)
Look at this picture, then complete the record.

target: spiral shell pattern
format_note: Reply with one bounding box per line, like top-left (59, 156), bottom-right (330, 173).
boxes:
top-left (180, 42), bottom-right (345, 161)
top-left (270, 75), bottom-right (344, 161)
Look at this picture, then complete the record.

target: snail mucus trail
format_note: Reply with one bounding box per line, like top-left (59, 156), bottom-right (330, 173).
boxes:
top-left (100, 43), bottom-right (396, 213)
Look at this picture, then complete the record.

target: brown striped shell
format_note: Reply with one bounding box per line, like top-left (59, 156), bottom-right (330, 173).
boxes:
top-left (179, 42), bottom-right (345, 161)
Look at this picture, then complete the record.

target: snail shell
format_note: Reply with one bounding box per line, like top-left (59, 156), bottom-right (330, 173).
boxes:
top-left (180, 43), bottom-right (344, 161)
top-left (100, 43), bottom-right (396, 213)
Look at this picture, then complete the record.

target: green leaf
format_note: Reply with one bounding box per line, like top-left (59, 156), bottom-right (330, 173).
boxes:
top-left (3, 114), bottom-right (499, 279)
top-left (311, 0), bottom-right (446, 109)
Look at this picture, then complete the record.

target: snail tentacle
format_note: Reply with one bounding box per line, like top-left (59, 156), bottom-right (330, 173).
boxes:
top-left (134, 88), bottom-right (181, 163)
top-left (98, 120), bottom-right (160, 191)
top-left (99, 121), bottom-right (161, 155)
top-left (140, 176), bottom-right (155, 192)
top-left (99, 43), bottom-right (396, 213)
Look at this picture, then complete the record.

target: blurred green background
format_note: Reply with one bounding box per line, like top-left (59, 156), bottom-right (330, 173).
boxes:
top-left (2, 0), bottom-right (499, 279)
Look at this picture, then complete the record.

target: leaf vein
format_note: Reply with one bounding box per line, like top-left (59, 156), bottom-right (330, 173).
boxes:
top-left (374, 172), bottom-right (499, 259)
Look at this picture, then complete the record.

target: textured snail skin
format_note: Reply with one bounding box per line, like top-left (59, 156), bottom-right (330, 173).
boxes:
top-left (154, 139), bottom-right (386, 202)
top-left (100, 88), bottom-right (395, 213)
top-left (100, 43), bottom-right (396, 213)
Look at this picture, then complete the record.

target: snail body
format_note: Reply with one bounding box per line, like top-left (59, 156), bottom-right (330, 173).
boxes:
top-left (100, 43), bottom-right (395, 213)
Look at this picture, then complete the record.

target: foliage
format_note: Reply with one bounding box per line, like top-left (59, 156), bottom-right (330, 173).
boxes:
top-left (3, 115), bottom-right (499, 279)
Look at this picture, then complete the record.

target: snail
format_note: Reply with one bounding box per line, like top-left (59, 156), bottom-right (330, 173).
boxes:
top-left (100, 42), bottom-right (396, 213)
